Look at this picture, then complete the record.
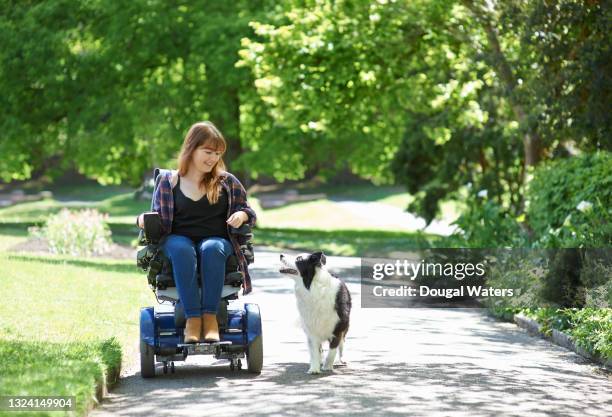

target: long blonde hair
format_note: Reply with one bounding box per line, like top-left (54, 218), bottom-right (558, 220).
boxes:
top-left (177, 121), bottom-right (227, 204)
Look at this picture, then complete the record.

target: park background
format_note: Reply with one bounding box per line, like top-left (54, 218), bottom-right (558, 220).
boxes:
top-left (0, 1), bottom-right (610, 416)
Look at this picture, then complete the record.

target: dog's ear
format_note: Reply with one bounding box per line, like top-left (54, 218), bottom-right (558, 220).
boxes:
top-left (311, 251), bottom-right (326, 266)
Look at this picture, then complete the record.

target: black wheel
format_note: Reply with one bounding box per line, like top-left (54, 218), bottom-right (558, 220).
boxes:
top-left (140, 340), bottom-right (156, 378)
top-left (247, 335), bottom-right (263, 374)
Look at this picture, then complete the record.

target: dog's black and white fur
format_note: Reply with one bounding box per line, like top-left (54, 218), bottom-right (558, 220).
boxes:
top-left (280, 252), bottom-right (351, 374)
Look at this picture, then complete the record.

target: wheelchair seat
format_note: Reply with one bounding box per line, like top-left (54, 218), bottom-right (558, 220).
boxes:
top-left (136, 212), bottom-right (254, 303)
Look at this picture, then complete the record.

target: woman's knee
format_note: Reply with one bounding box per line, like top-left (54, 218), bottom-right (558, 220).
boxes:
top-left (163, 235), bottom-right (196, 259)
top-left (199, 238), bottom-right (231, 257)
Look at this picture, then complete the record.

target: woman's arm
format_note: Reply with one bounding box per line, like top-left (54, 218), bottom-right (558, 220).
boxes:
top-left (227, 173), bottom-right (257, 227)
top-left (136, 173), bottom-right (163, 229)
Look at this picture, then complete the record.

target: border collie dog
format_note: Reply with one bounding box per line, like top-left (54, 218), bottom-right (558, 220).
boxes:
top-left (280, 252), bottom-right (351, 374)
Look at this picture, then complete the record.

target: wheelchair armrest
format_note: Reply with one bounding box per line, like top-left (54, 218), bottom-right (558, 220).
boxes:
top-left (225, 271), bottom-right (244, 287)
top-left (229, 225), bottom-right (255, 265)
top-left (142, 212), bottom-right (162, 244)
top-left (155, 272), bottom-right (174, 290)
top-left (229, 224), bottom-right (252, 235)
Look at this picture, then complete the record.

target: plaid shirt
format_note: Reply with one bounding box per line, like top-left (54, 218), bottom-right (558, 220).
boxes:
top-left (150, 168), bottom-right (257, 294)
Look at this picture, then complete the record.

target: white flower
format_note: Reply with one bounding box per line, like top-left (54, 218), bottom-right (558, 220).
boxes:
top-left (477, 189), bottom-right (488, 198)
top-left (369, 13), bottom-right (381, 22)
top-left (576, 201), bottom-right (593, 213)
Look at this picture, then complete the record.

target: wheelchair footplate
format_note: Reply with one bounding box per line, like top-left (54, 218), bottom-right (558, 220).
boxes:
top-left (178, 341), bottom-right (232, 356)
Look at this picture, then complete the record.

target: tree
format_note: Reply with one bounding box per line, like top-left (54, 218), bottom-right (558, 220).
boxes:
top-left (238, 0), bottom-right (610, 220)
top-left (0, 0), bottom-right (272, 185)
top-left (238, 0), bottom-right (442, 182)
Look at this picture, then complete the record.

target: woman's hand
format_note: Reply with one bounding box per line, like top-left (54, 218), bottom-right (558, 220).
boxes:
top-left (227, 211), bottom-right (249, 228)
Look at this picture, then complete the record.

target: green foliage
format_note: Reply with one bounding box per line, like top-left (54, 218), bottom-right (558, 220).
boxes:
top-left (543, 250), bottom-right (583, 307)
top-left (581, 254), bottom-right (612, 308)
top-left (0, 1), bottom-right (273, 185)
top-left (448, 152), bottom-right (611, 248)
top-left (483, 247), bottom-right (610, 311)
top-left (489, 305), bottom-right (611, 361)
top-left (32, 208), bottom-right (113, 256)
top-left (523, 1), bottom-right (611, 151)
top-left (527, 152), bottom-right (612, 248)
top-left (0, 337), bottom-right (121, 417)
top-left (567, 308), bottom-right (612, 360)
top-left (527, 307), bottom-right (612, 361)
top-left (239, 0), bottom-right (610, 214)
top-left (487, 306), bottom-right (522, 322)
top-left (1, 0), bottom-right (609, 202)
top-left (238, 0), bottom-right (444, 181)
top-left (450, 194), bottom-right (524, 248)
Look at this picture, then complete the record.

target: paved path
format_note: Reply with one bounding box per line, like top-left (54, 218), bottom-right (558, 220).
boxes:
top-left (91, 249), bottom-right (611, 417)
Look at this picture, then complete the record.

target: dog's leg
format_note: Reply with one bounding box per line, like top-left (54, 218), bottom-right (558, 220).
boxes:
top-left (337, 334), bottom-right (347, 366)
top-left (307, 337), bottom-right (322, 374)
top-left (324, 333), bottom-right (343, 371)
top-left (323, 347), bottom-right (337, 371)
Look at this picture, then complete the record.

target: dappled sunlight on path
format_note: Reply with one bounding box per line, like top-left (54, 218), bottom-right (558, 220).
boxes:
top-left (91, 250), bottom-right (611, 417)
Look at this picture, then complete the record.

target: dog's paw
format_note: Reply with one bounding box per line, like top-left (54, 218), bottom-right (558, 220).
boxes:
top-left (336, 359), bottom-right (348, 367)
top-left (322, 365), bottom-right (334, 372)
top-left (307, 367), bottom-right (321, 374)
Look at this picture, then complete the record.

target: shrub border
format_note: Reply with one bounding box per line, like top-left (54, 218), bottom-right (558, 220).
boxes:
top-left (513, 313), bottom-right (612, 370)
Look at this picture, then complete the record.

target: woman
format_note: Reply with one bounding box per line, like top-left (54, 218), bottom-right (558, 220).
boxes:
top-left (137, 121), bottom-right (256, 343)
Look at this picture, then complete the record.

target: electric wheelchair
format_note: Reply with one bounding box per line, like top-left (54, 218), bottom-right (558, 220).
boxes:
top-left (137, 212), bottom-right (262, 377)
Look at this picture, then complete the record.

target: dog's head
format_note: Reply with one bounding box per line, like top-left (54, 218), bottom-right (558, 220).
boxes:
top-left (279, 252), bottom-right (327, 290)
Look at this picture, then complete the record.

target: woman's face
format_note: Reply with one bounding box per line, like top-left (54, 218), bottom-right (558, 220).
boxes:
top-left (190, 143), bottom-right (223, 174)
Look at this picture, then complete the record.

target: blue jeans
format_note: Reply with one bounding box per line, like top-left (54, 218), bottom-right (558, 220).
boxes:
top-left (161, 235), bottom-right (234, 318)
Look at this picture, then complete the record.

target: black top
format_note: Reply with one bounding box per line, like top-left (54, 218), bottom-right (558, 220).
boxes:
top-left (171, 177), bottom-right (229, 242)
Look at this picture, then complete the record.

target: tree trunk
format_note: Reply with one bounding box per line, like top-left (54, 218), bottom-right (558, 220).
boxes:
top-left (464, 1), bottom-right (541, 168)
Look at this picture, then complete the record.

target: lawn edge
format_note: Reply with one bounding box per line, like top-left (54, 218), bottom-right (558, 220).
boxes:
top-left (86, 340), bottom-right (122, 417)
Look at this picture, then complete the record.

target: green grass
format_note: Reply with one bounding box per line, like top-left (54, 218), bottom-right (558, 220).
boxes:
top-left (0, 181), bottom-right (450, 257)
top-left (0, 252), bottom-right (155, 417)
top-left (251, 184), bottom-right (461, 230)
top-left (0, 227), bottom-right (28, 251)
top-left (0, 339), bottom-right (121, 417)
top-left (0, 194), bottom-right (148, 225)
top-left (256, 183), bottom-right (413, 201)
top-left (255, 227), bottom-right (443, 257)
top-left (0, 182), bottom-right (454, 254)
top-left (256, 199), bottom-right (377, 230)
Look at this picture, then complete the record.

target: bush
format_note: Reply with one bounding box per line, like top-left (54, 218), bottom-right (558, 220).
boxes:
top-left (450, 194), bottom-right (524, 248)
top-left (32, 209), bottom-right (113, 256)
top-left (567, 308), bottom-right (612, 360)
top-left (527, 152), bottom-right (612, 248)
top-left (525, 307), bottom-right (612, 361)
